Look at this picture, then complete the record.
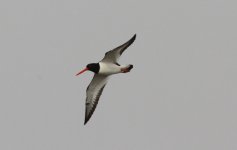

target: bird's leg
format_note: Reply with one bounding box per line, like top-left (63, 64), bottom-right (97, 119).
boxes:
top-left (121, 65), bottom-right (133, 73)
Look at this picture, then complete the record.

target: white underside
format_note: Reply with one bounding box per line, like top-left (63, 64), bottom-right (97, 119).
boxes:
top-left (99, 62), bottom-right (128, 75)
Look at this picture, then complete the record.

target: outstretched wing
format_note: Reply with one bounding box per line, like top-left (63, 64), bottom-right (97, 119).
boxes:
top-left (101, 34), bottom-right (136, 63)
top-left (84, 74), bottom-right (109, 125)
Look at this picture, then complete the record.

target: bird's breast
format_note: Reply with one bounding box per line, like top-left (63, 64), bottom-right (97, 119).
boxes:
top-left (98, 62), bottom-right (121, 75)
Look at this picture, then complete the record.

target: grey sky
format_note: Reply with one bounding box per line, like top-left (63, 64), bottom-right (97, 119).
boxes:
top-left (0, 0), bottom-right (237, 150)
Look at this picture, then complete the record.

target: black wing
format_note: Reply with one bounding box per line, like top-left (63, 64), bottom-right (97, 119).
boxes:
top-left (101, 34), bottom-right (136, 63)
top-left (84, 74), bottom-right (109, 125)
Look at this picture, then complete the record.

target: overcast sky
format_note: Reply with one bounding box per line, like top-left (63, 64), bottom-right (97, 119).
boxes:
top-left (0, 0), bottom-right (237, 150)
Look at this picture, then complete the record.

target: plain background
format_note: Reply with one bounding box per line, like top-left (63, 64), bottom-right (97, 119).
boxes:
top-left (0, 0), bottom-right (237, 150)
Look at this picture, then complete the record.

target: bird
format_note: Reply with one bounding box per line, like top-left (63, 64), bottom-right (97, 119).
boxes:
top-left (76, 34), bottom-right (136, 125)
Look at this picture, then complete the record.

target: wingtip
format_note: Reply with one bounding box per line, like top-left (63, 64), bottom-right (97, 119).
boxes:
top-left (84, 117), bottom-right (89, 125)
top-left (132, 34), bottom-right (136, 40)
top-left (84, 120), bottom-right (87, 125)
top-left (84, 115), bottom-right (90, 125)
top-left (84, 112), bottom-right (92, 125)
top-left (127, 34), bottom-right (136, 45)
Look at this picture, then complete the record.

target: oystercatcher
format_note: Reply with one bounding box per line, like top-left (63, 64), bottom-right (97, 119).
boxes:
top-left (76, 34), bottom-right (136, 125)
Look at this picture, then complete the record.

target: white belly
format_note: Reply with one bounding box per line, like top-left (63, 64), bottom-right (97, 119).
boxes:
top-left (98, 62), bottom-right (121, 75)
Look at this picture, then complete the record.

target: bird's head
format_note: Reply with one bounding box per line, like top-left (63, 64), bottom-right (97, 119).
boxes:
top-left (76, 63), bottom-right (100, 76)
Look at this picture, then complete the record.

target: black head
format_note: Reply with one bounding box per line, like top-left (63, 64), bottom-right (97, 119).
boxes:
top-left (86, 63), bottom-right (100, 74)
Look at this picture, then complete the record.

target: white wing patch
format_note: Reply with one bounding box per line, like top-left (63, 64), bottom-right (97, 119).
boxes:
top-left (84, 74), bottom-right (109, 124)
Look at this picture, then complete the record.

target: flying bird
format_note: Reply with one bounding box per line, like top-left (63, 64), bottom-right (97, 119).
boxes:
top-left (76, 34), bottom-right (136, 125)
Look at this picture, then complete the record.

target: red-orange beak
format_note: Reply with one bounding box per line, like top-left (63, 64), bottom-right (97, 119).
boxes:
top-left (76, 67), bottom-right (88, 76)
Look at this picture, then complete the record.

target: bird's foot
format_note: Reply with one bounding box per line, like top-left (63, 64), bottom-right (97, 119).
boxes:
top-left (121, 65), bottom-right (133, 73)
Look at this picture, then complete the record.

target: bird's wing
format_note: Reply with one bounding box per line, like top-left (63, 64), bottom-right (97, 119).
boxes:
top-left (84, 74), bottom-right (109, 125)
top-left (101, 34), bottom-right (136, 63)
